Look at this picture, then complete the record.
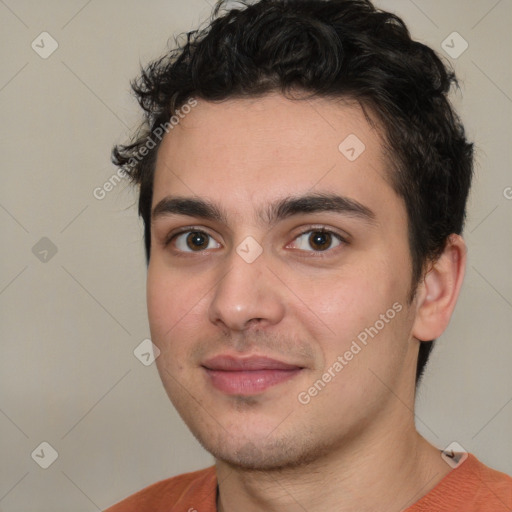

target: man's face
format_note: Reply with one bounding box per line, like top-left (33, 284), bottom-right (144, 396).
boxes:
top-left (147, 94), bottom-right (421, 470)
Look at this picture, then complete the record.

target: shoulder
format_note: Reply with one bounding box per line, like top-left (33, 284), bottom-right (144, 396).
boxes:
top-left (468, 455), bottom-right (512, 506)
top-left (409, 454), bottom-right (512, 511)
top-left (104, 466), bottom-right (217, 512)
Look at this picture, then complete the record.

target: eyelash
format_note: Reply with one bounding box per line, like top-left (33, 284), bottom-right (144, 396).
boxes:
top-left (165, 226), bottom-right (348, 256)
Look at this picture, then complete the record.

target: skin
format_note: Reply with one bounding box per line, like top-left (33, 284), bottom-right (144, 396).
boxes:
top-left (147, 93), bottom-right (466, 511)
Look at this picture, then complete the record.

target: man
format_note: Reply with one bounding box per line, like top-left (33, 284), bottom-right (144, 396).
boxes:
top-left (106, 0), bottom-right (512, 510)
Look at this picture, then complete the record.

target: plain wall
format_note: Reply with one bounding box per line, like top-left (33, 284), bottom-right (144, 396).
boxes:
top-left (0, 0), bottom-right (510, 510)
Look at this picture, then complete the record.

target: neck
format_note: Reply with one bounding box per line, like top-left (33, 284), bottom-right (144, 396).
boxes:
top-left (215, 417), bottom-right (450, 512)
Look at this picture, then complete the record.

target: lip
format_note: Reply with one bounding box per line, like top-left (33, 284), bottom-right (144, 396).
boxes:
top-left (203, 355), bottom-right (302, 371)
top-left (202, 355), bottom-right (303, 395)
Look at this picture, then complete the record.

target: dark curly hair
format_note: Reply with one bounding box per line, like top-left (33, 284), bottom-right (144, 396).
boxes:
top-left (112, 0), bottom-right (474, 385)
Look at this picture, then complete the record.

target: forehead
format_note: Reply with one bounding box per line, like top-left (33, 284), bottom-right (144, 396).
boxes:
top-left (152, 93), bottom-right (395, 216)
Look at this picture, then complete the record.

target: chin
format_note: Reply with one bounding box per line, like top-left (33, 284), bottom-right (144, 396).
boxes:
top-left (191, 427), bottom-right (333, 472)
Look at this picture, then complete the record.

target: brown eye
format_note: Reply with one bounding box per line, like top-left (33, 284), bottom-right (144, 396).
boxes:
top-left (308, 231), bottom-right (333, 251)
top-left (186, 232), bottom-right (209, 251)
top-left (290, 229), bottom-right (345, 252)
top-left (173, 230), bottom-right (221, 252)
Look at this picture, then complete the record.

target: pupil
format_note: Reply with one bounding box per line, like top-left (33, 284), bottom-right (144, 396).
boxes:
top-left (187, 232), bottom-right (208, 250)
top-left (310, 231), bottom-right (331, 251)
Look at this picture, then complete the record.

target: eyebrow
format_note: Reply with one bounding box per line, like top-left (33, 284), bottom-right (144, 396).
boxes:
top-left (151, 192), bottom-right (376, 226)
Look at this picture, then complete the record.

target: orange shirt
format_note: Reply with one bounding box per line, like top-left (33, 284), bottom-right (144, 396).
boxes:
top-left (104, 454), bottom-right (512, 511)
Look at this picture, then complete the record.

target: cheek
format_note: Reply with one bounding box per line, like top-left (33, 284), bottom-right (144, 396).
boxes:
top-left (147, 269), bottom-right (171, 336)
top-left (298, 260), bottom-right (411, 375)
top-left (147, 265), bottom-right (193, 342)
top-left (147, 271), bottom-right (197, 384)
top-left (304, 265), bottom-right (397, 327)
top-left (147, 262), bottom-right (215, 357)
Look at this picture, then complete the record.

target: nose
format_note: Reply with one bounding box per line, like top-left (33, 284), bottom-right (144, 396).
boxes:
top-left (208, 247), bottom-right (286, 332)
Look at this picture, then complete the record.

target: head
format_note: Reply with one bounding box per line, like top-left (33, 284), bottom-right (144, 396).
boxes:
top-left (113, 0), bottom-right (472, 469)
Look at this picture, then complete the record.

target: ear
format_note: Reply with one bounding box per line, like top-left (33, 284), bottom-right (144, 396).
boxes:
top-left (412, 234), bottom-right (467, 341)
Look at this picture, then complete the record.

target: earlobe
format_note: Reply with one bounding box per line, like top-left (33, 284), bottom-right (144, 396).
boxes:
top-left (412, 234), bottom-right (467, 342)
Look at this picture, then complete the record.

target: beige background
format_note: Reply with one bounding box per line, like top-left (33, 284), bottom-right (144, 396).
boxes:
top-left (0, 0), bottom-right (511, 510)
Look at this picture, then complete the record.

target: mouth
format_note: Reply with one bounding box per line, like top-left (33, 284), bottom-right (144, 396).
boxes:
top-left (201, 355), bottom-right (304, 395)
